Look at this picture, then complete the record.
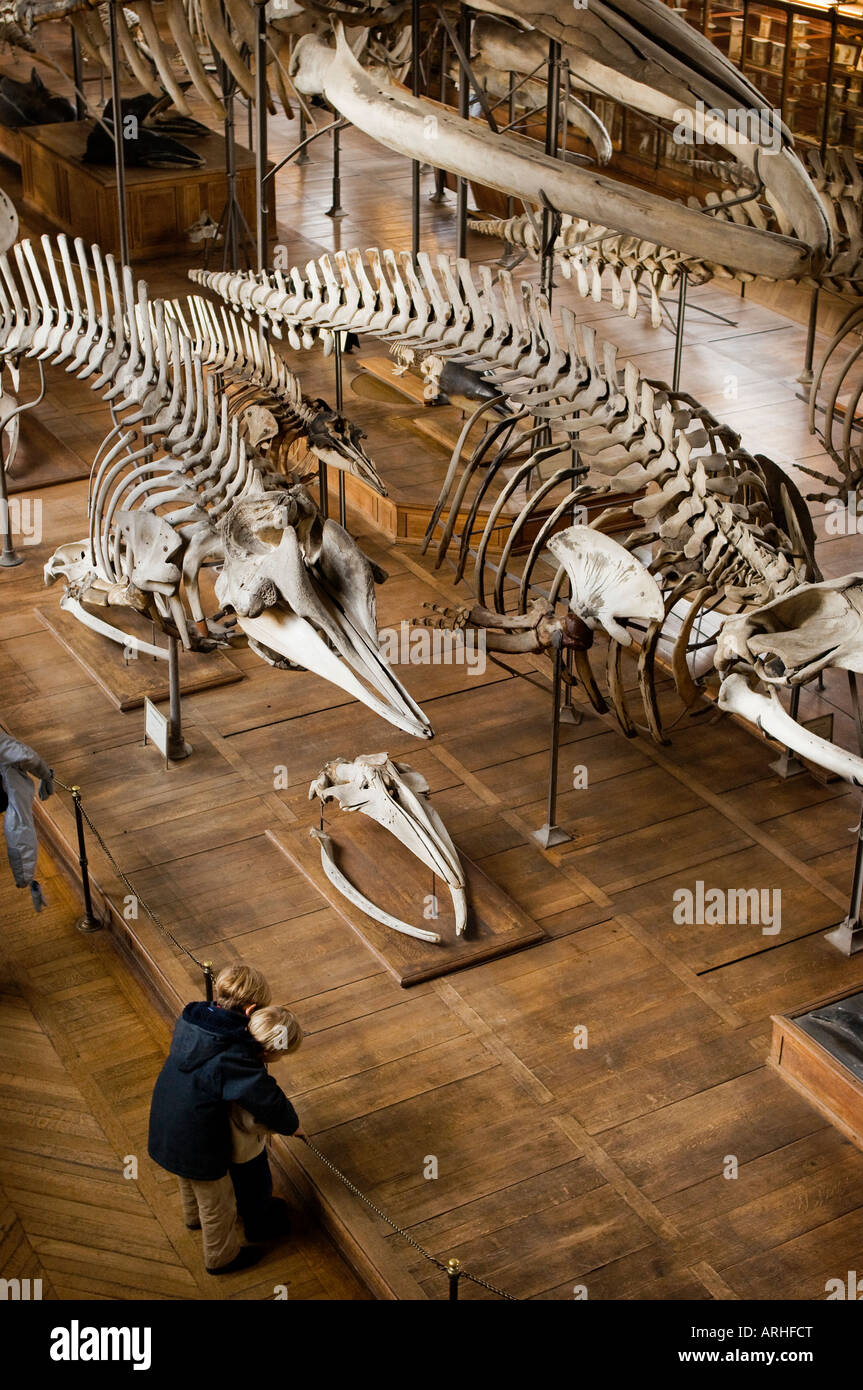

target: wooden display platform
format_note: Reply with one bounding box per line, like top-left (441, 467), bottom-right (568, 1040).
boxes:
top-left (37, 602), bottom-right (243, 711)
top-left (269, 819), bottom-right (546, 987)
top-left (5, 410), bottom-right (91, 493)
top-left (18, 121), bottom-right (269, 260)
top-left (771, 996), bottom-right (863, 1153)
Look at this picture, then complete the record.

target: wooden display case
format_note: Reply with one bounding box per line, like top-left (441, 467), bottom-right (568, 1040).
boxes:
top-left (18, 120), bottom-right (269, 261)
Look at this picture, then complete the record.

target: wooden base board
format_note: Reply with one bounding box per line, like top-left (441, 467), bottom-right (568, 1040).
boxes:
top-left (36, 603), bottom-right (243, 711)
top-left (5, 411), bottom-right (91, 494)
top-left (771, 1001), bottom-right (863, 1153)
top-left (268, 820), bottom-right (545, 986)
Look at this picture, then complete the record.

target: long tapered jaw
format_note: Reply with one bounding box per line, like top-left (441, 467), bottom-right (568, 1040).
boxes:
top-left (289, 19), bottom-right (828, 280)
top-left (305, 404), bottom-right (388, 496)
top-left (309, 753), bottom-right (468, 939)
top-left (719, 672), bottom-right (863, 786)
top-left (716, 575), bottom-right (863, 686)
top-left (547, 526), bottom-right (665, 646)
top-left (216, 487), bottom-right (432, 740)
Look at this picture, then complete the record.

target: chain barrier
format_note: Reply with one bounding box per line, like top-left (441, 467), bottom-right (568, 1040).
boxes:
top-left (51, 776), bottom-right (519, 1300)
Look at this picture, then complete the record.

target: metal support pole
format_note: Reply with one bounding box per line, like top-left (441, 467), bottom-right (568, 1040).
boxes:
top-left (541, 40), bottom-right (561, 304)
top-left (334, 331), bottom-right (347, 528)
top-left (71, 786), bottom-right (102, 932)
top-left (297, 108), bottom-right (311, 165)
top-left (769, 683), bottom-right (806, 779)
top-left (107, 3), bottom-right (129, 266)
top-left (533, 635), bottom-right (573, 849)
top-left (167, 635), bottom-right (192, 761)
top-left (429, 28), bottom-right (448, 204)
top-left (456, 6), bottom-right (471, 260)
top-left (672, 268), bottom-right (688, 393)
top-left (203, 961), bottom-right (215, 1002)
top-left (318, 456), bottom-right (329, 519)
top-left (447, 1258), bottom-right (461, 1300)
top-left (0, 432), bottom-right (22, 568)
top-left (797, 287), bottom-right (820, 387)
top-left (70, 21), bottom-right (86, 119)
top-left (326, 118), bottom-right (347, 218)
top-left (254, 0), bottom-right (268, 271)
top-left (825, 799), bottom-right (863, 956)
top-left (411, 0), bottom-right (421, 256)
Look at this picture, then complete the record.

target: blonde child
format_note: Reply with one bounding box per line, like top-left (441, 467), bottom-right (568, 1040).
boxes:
top-left (229, 1005), bottom-right (304, 1242)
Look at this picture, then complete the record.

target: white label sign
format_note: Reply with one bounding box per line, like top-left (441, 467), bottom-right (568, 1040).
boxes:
top-left (144, 698), bottom-right (169, 758)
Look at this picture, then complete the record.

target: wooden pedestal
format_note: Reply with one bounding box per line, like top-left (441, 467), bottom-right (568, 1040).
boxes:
top-left (37, 603), bottom-right (243, 711)
top-left (19, 121), bottom-right (269, 260)
top-left (269, 818), bottom-right (546, 987)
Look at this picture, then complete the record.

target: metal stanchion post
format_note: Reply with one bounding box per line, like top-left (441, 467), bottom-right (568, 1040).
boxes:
top-left (447, 1258), bottom-right (461, 1300)
top-left (0, 433), bottom-right (22, 568)
top-left (107, 3), bottom-right (130, 266)
top-left (541, 40), bottom-right (561, 304)
top-left (672, 268), bottom-right (688, 393)
top-left (334, 331), bottom-right (347, 527)
top-left (71, 786), bottom-right (103, 932)
top-left (167, 635), bottom-right (192, 761)
top-left (203, 961), bottom-right (215, 1001)
top-left (429, 29), bottom-right (448, 205)
top-left (533, 634), bottom-right (573, 848)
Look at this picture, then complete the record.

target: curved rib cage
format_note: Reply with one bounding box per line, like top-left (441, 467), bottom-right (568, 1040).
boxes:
top-left (0, 233), bottom-right (430, 739)
top-left (194, 247), bottom-right (818, 742)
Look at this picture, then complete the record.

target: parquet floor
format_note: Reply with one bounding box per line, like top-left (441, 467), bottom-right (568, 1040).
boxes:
top-left (2, 32), bottom-right (863, 1302)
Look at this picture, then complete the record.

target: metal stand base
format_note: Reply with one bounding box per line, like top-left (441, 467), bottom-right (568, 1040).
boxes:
top-left (532, 823), bottom-right (573, 850)
top-left (76, 910), bottom-right (104, 934)
top-left (326, 205), bottom-right (347, 219)
top-left (167, 635), bottom-right (192, 762)
top-left (769, 750), bottom-right (806, 779)
top-left (0, 550), bottom-right (23, 567)
top-left (824, 918), bottom-right (863, 956)
top-left (560, 705), bottom-right (582, 726)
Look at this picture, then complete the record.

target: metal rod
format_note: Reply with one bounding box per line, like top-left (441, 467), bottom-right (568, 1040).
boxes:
top-left (541, 39), bottom-right (562, 303)
top-left (264, 117), bottom-right (347, 184)
top-left (70, 21), bottom-right (86, 120)
top-left (429, 27), bottom-right (448, 204)
top-left (334, 330), bottom-right (347, 527)
top-left (532, 636), bottom-right (573, 848)
top-left (798, 286), bottom-right (820, 386)
top-left (411, 0), bottom-right (421, 255)
top-left (326, 117), bottom-right (347, 218)
top-left (254, 0), bottom-right (268, 271)
top-left (297, 107), bottom-right (311, 165)
top-left (107, 3), bottom-right (129, 266)
top-left (447, 1258), bottom-right (461, 1301)
top-left (167, 635), bottom-right (191, 760)
top-left (672, 268), bottom-right (688, 393)
top-left (769, 681), bottom-right (806, 779)
top-left (203, 961), bottom-right (215, 1002)
top-left (0, 431), bottom-right (22, 568)
top-left (72, 786), bottom-right (102, 932)
top-left (456, 5), bottom-right (471, 260)
top-left (825, 798), bottom-right (863, 957)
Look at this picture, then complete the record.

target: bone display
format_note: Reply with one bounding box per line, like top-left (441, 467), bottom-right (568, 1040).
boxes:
top-left (309, 754), bottom-right (467, 942)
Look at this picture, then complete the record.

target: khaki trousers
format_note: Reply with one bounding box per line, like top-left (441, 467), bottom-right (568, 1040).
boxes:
top-left (177, 1174), bottom-right (242, 1270)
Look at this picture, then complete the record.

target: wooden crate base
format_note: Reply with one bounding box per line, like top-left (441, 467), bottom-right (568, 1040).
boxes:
top-left (771, 993), bottom-right (863, 1152)
top-left (37, 603), bottom-right (243, 711)
top-left (269, 818), bottom-right (545, 987)
top-left (5, 412), bottom-right (90, 494)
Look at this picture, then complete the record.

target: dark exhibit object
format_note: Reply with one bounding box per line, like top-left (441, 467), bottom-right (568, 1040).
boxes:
top-left (85, 94), bottom-right (205, 169)
top-left (800, 993), bottom-right (863, 1083)
top-left (0, 68), bottom-right (74, 128)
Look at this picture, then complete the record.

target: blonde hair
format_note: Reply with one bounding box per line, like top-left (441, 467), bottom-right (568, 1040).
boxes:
top-left (248, 1005), bottom-right (303, 1062)
top-left (214, 963), bottom-right (271, 1012)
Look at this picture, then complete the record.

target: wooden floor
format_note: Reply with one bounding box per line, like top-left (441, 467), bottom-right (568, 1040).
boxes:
top-left (0, 841), bottom-right (368, 1300)
top-left (3, 39), bottom-right (863, 1301)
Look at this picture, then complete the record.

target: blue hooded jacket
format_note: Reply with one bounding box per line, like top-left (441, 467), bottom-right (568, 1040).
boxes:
top-left (148, 1001), bottom-right (300, 1181)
